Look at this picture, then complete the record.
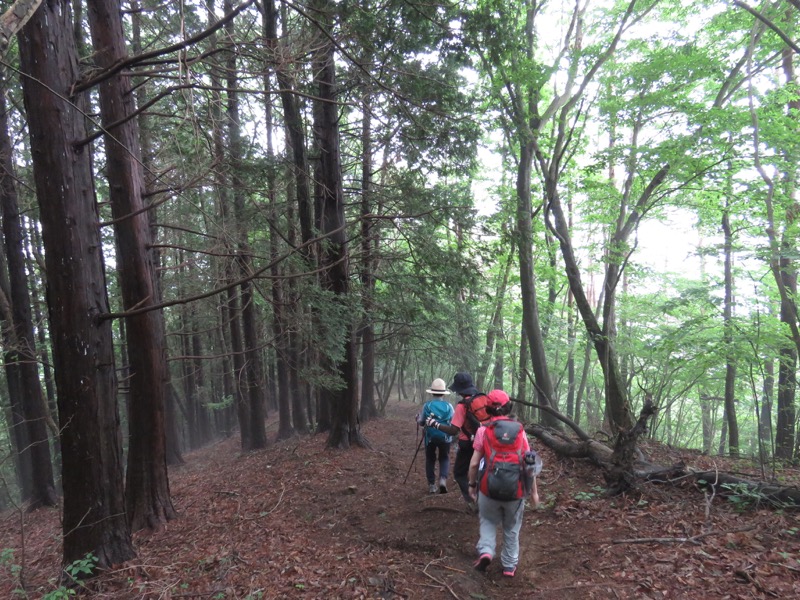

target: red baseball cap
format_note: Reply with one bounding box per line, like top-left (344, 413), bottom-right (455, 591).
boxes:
top-left (487, 389), bottom-right (510, 407)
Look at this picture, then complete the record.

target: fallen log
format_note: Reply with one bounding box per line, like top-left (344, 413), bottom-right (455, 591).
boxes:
top-left (515, 397), bottom-right (800, 508)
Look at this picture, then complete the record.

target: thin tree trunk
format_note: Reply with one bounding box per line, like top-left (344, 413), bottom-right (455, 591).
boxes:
top-left (759, 358), bottom-right (774, 464)
top-left (478, 245), bottom-right (514, 391)
top-left (776, 261), bottom-right (797, 459)
top-left (227, 285), bottom-right (249, 449)
top-left (566, 288), bottom-right (577, 421)
top-left (358, 70), bottom-right (378, 423)
top-left (516, 326), bottom-right (529, 421)
top-left (0, 67), bottom-right (56, 509)
top-left (721, 210), bottom-right (739, 456)
top-left (261, 2), bottom-right (292, 440)
top-left (24, 226), bottom-right (55, 418)
top-left (224, 0), bottom-right (267, 450)
top-left (699, 394), bottom-right (714, 454)
top-left (180, 304), bottom-right (199, 449)
top-left (517, 141), bottom-right (559, 427)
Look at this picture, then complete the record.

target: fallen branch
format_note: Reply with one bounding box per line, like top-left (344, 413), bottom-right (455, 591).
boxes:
top-left (614, 525), bottom-right (756, 545)
top-left (422, 559), bottom-right (462, 600)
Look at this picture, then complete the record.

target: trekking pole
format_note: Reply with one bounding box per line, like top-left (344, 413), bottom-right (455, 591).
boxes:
top-left (403, 430), bottom-right (425, 484)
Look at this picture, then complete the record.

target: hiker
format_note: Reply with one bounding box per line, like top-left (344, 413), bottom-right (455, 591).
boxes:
top-left (467, 389), bottom-right (538, 578)
top-left (426, 372), bottom-right (489, 511)
top-left (416, 378), bottom-right (455, 494)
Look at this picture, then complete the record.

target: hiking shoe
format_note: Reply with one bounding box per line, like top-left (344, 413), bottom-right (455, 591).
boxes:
top-left (473, 553), bottom-right (492, 572)
top-left (428, 483), bottom-right (437, 494)
top-left (502, 566), bottom-right (517, 578)
top-left (439, 478), bottom-right (448, 494)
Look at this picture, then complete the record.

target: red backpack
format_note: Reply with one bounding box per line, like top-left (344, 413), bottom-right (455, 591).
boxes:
top-left (479, 418), bottom-right (526, 501)
top-left (460, 393), bottom-right (491, 437)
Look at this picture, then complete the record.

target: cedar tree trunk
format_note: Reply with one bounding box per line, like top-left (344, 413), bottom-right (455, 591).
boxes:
top-left (18, 0), bottom-right (135, 567)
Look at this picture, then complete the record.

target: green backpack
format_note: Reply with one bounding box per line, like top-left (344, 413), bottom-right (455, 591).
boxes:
top-left (423, 399), bottom-right (454, 443)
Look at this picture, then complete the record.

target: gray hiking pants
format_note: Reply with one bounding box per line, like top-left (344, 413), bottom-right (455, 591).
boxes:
top-left (476, 492), bottom-right (525, 569)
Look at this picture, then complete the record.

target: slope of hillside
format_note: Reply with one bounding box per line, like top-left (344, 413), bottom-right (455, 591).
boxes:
top-left (2, 400), bottom-right (800, 599)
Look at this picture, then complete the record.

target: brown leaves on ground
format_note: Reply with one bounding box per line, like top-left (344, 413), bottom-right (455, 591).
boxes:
top-left (2, 401), bottom-right (800, 599)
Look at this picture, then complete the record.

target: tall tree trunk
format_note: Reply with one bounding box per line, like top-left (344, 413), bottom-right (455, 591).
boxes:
top-left (130, 0), bottom-right (183, 467)
top-left (776, 44), bottom-right (799, 462)
top-left (516, 326), bottom-right (529, 420)
top-left (517, 141), bottom-right (560, 428)
top-left (25, 226), bottom-right (56, 420)
top-left (18, 0), bottom-right (135, 567)
top-left (700, 394), bottom-right (714, 455)
top-left (358, 69), bottom-right (378, 423)
top-left (261, 0), bottom-right (292, 440)
top-left (206, 0), bottom-right (247, 450)
top-left (180, 304), bottom-right (199, 449)
top-left (0, 67), bottom-right (57, 509)
top-left (754, 39), bottom-right (800, 458)
top-left (86, 0), bottom-right (175, 532)
top-left (227, 285), bottom-right (249, 448)
top-left (566, 288), bottom-right (577, 421)
top-left (547, 182), bottom-right (637, 432)
top-left (776, 256), bottom-right (797, 460)
top-left (216, 305), bottom-right (236, 436)
top-left (759, 358), bottom-right (774, 464)
top-left (225, 0), bottom-right (266, 449)
top-left (264, 0), bottom-right (311, 435)
top-left (493, 327), bottom-right (505, 390)
top-left (312, 0), bottom-right (365, 448)
top-left (721, 210), bottom-right (739, 456)
top-left (478, 245), bottom-right (514, 392)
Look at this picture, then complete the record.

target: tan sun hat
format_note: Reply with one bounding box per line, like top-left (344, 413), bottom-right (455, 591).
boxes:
top-left (426, 378), bottom-right (450, 396)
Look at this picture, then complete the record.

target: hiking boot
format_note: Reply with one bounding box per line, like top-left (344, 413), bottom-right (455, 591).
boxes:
top-left (428, 483), bottom-right (437, 494)
top-left (502, 565), bottom-right (517, 578)
top-left (438, 478), bottom-right (448, 494)
top-left (473, 553), bottom-right (492, 572)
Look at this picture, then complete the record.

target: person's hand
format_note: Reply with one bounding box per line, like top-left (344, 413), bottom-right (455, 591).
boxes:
top-left (425, 416), bottom-right (438, 429)
top-left (469, 487), bottom-right (478, 501)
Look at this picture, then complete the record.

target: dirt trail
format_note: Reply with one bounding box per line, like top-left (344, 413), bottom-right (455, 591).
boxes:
top-left (2, 399), bottom-right (799, 599)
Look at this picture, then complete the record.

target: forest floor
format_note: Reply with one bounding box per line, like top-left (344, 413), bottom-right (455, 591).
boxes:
top-left (2, 400), bottom-right (800, 599)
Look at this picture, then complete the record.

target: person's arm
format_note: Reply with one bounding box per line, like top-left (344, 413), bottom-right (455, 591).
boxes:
top-left (467, 447), bottom-right (483, 500)
top-left (530, 475), bottom-right (540, 508)
top-left (522, 435), bottom-right (541, 507)
top-left (425, 402), bottom-right (459, 435)
top-left (426, 418), bottom-right (458, 435)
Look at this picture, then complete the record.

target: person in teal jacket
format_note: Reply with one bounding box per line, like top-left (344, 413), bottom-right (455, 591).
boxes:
top-left (416, 378), bottom-right (455, 494)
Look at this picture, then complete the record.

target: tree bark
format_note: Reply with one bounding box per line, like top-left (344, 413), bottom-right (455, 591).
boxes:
top-left (130, 0), bottom-right (184, 467)
top-left (478, 244), bottom-right (514, 392)
top-left (0, 67), bottom-right (57, 509)
top-left (261, 0), bottom-right (293, 440)
top-left (86, 0), bottom-right (176, 532)
top-left (225, 0), bottom-right (266, 449)
top-left (759, 358), bottom-right (774, 465)
top-left (721, 210), bottom-right (739, 456)
top-left (18, 0), bottom-right (135, 567)
top-left (358, 69), bottom-right (378, 423)
top-left (312, 0), bottom-right (366, 448)
top-left (517, 141), bottom-right (560, 428)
